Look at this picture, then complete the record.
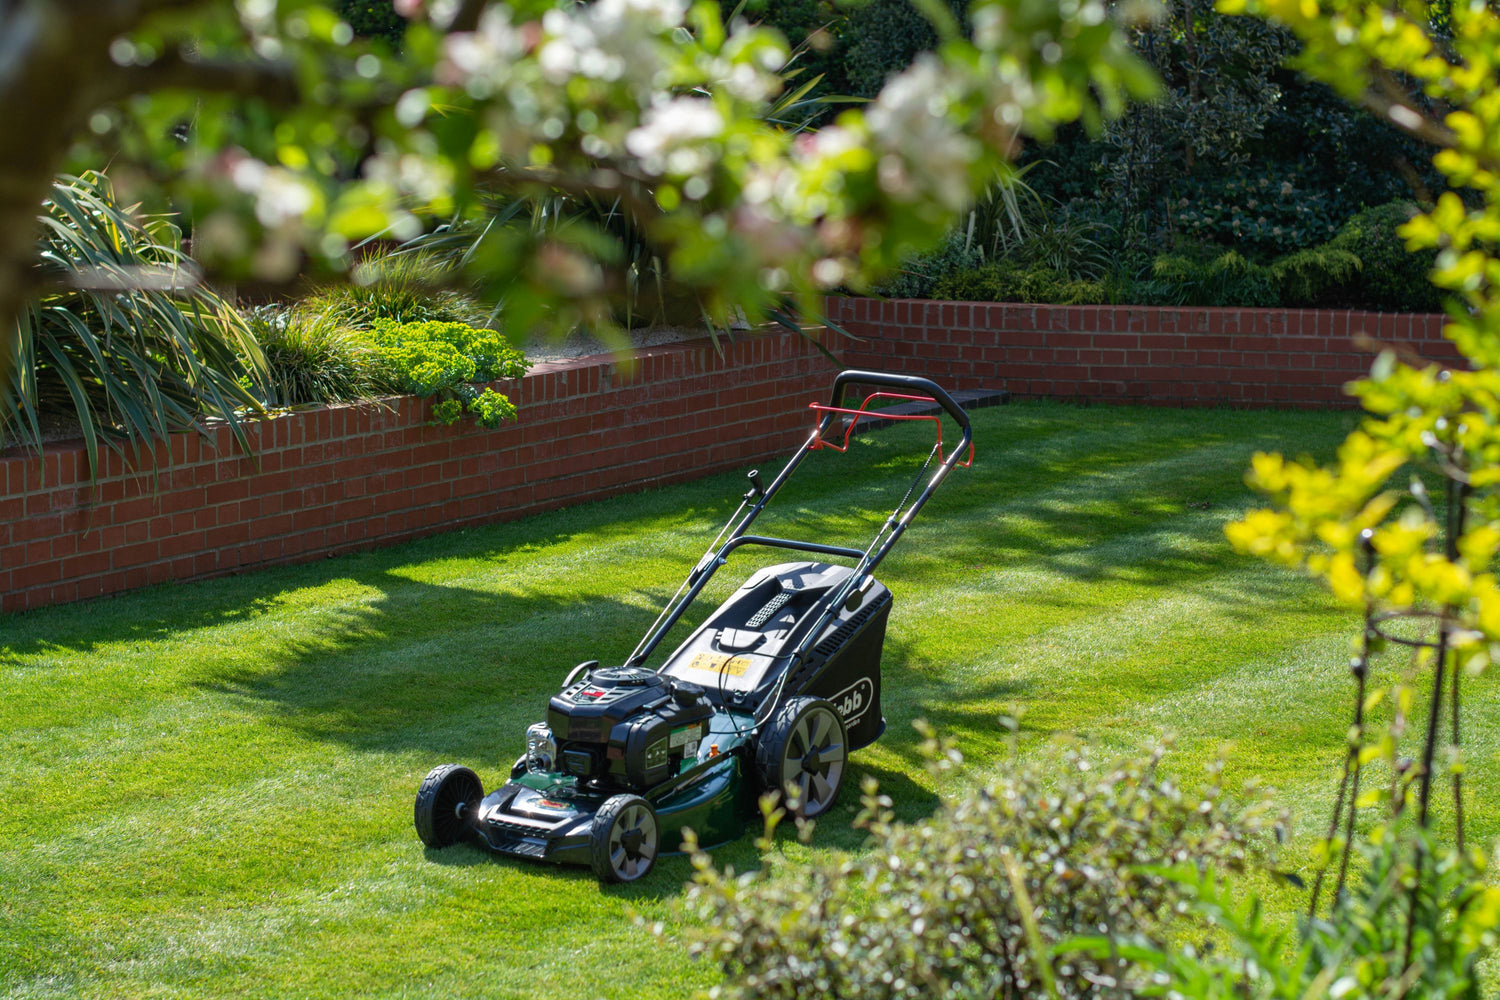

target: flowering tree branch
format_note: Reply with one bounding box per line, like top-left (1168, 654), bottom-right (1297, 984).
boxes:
top-left (0, 0), bottom-right (1161, 398)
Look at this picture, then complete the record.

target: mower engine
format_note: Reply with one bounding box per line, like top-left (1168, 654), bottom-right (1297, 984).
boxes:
top-left (531, 667), bottom-right (715, 791)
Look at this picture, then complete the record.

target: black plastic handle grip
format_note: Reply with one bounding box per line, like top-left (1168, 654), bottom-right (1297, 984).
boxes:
top-left (830, 369), bottom-right (971, 432)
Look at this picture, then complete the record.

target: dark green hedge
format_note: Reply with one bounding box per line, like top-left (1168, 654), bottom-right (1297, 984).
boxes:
top-left (336, 0), bottom-right (404, 47)
top-left (891, 200), bottom-right (1442, 313)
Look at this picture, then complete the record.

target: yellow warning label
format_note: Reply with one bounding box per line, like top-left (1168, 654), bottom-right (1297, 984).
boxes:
top-left (685, 652), bottom-right (752, 677)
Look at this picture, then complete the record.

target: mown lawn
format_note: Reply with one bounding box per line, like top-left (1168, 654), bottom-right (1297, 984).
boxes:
top-left (3, 400), bottom-right (1491, 999)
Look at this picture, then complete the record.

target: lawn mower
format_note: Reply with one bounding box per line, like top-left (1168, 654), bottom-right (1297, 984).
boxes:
top-left (414, 369), bottom-right (974, 882)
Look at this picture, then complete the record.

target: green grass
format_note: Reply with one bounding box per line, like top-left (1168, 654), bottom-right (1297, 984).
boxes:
top-left (2, 400), bottom-right (1491, 999)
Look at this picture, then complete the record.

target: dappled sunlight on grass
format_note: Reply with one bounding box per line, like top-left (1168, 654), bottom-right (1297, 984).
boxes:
top-left (8, 399), bottom-right (1486, 999)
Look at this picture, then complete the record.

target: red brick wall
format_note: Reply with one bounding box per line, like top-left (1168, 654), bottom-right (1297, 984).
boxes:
top-left (2, 301), bottom-right (1469, 614)
top-left (0, 333), bottom-right (839, 615)
top-left (828, 298), bottom-right (1460, 407)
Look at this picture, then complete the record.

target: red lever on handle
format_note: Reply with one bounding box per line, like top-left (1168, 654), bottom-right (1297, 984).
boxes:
top-left (807, 391), bottom-right (973, 467)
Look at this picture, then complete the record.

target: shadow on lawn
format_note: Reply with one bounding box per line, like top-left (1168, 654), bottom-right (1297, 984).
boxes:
top-left (57, 408), bottom-right (1345, 763)
top-left (194, 569), bottom-right (669, 760)
top-left (8, 404), bottom-right (1351, 805)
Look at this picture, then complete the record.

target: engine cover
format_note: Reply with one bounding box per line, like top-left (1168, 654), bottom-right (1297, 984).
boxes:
top-left (546, 666), bottom-right (714, 790)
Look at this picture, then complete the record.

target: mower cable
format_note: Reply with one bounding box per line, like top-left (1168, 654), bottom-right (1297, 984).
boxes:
top-left (892, 440), bottom-right (942, 529)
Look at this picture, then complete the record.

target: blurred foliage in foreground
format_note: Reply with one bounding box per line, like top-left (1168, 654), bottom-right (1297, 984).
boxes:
top-left (684, 730), bottom-right (1500, 998)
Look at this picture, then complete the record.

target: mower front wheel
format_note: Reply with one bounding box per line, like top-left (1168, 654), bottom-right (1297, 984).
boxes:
top-left (590, 794), bottom-right (659, 883)
top-left (414, 764), bottom-right (484, 849)
top-left (756, 696), bottom-right (847, 819)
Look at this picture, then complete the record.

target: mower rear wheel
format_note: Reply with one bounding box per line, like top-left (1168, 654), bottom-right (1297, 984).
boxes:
top-left (414, 764), bottom-right (484, 849)
top-left (590, 794), bottom-right (659, 883)
top-left (756, 696), bottom-right (847, 819)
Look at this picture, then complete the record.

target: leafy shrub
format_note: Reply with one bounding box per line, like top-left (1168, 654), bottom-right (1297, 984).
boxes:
top-left (300, 251), bottom-right (489, 330)
top-left (932, 262), bottom-right (1107, 304)
top-left (1168, 167), bottom-right (1350, 257)
top-left (1257, 72), bottom-right (1439, 220)
top-left (839, 0), bottom-right (968, 98)
top-left (1267, 245), bottom-right (1363, 305)
top-left (870, 229), bottom-right (983, 299)
top-left (1149, 246), bottom-right (1281, 307)
top-left (243, 306), bottom-right (387, 407)
top-left (368, 319), bottom-right (528, 428)
top-left (1125, 831), bottom-right (1500, 999)
top-left (683, 735), bottom-right (1280, 1000)
top-left (1004, 210), bottom-right (1114, 280)
top-left (1099, 7), bottom-right (1298, 228)
top-left (1325, 201), bottom-right (1443, 313)
top-left (4, 173), bottom-right (263, 476)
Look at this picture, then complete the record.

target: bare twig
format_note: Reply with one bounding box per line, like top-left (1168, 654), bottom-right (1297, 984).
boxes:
top-left (1363, 68), bottom-right (1459, 150)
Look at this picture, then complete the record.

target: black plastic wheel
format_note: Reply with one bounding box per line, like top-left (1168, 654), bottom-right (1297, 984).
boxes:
top-left (414, 764), bottom-right (484, 848)
top-left (590, 794), bottom-right (658, 883)
top-left (756, 696), bottom-right (847, 819)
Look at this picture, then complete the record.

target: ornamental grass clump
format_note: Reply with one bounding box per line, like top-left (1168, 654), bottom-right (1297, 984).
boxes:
top-left (683, 731), bottom-right (1281, 1000)
top-left (368, 319), bottom-right (529, 428)
top-left (300, 251), bottom-right (490, 330)
top-left (243, 306), bottom-right (388, 407)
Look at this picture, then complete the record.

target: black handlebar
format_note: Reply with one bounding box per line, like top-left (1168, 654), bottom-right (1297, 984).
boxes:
top-left (627, 368), bottom-right (973, 671)
top-left (830, 369), bottom-right (971, 432)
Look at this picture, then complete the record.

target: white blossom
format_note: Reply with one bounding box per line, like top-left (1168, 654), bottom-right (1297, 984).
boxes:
top-left (442, 7), bottom-right (525, 96)
top-left (865, 55), bottom-right (978, 211)
top-left (253, 171), bottom-right (316, 228)
top-left (624, 97), bottom-right (724, 175)
top-left (537, 0), bottom-right (686, 88)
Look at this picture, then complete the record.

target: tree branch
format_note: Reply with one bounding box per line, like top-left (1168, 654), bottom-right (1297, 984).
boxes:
top-left (448, 0), bottom-right (488, 32)
top-left (110, 47), bottom-right (301, 105)
top-left (1364, 68), bottom-right (1457, 149)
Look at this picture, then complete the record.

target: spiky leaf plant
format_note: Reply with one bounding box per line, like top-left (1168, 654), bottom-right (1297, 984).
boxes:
top-left (4, 173), bottom-right (264, 479)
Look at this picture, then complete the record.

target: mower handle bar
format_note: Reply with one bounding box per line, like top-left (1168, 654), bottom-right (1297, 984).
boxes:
top-left (722, 535), bottom-right (866, 562)
top-left (831, 370), bottom-right (971, 433)
top-left (625, 369), bottom-right (972, 677)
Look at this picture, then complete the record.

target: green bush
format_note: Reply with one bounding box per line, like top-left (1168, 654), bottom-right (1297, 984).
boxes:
top-left (1267, 245), bottom-right (1363, 305)
top-left (300, 251), bottom-right (490, 331)
top-left (1168, 167), bottom-right (1350, 257)
top-left (932, 262), bottom-right (1107, 304)
top-left (839, 0), bottom-right (968, 98)
top-left (336, 0), bottom-right (404, 47)
top-left (870, 229), bottom-right (983, 299)
top-left (243, 306), bottom-right (388, 407)
top-left (919, 237), bottom-right (1396, 311)
top-left (368, 319), bottom-right (528, 428)
top-left (684, 736), bottom-right (1279, 1000)
top-left (1149, 246), bottom-right (1281, 307)
top-left (1325, 201), bottom-right (1443, 313)
top-left (1124, 831), bottom-right (1500, 999)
